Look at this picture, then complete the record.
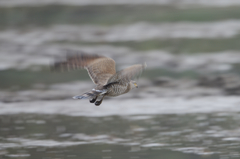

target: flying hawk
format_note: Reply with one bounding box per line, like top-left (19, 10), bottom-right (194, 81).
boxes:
top-left (52, 52), bottom-right (147, 106)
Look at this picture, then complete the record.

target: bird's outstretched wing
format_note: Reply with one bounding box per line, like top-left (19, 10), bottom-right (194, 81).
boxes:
top-left (106, 63), bottom-right (147, 85)
top-left (52, 52), bottom-right (116, 85)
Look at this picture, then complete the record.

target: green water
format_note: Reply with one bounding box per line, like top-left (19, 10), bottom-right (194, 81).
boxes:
top-left (1, 5), bottom-right (240, 27)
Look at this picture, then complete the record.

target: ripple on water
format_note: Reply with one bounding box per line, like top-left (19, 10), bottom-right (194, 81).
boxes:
top-left (0, 113), bottom-right (240, 158)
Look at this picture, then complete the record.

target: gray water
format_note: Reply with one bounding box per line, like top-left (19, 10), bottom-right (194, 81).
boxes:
top-left (1, 112), bottom-right (240, 159)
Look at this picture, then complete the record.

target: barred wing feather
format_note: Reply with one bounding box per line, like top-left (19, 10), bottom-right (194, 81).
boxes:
top-left (107, 63), bottom-right (147, 84)
top-left (52, 53), bottom-right (116, 85)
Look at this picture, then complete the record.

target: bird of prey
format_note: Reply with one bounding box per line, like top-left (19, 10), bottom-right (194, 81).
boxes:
top-left (52, 52), bottom-right (147, 106)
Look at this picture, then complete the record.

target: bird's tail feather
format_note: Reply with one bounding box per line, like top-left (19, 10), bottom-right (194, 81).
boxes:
top-left (72, 91), bottom-right (101, 100)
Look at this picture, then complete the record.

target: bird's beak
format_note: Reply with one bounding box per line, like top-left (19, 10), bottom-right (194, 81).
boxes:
top-left (134, 83), bottom-right (138, 88)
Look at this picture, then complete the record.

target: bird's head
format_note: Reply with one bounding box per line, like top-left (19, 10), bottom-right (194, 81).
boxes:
top-left (130, 80), bottom-right (138, 89)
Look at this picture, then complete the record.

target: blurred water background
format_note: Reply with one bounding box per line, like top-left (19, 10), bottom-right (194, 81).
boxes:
top-left (1, 0), bottom-right (240, 158)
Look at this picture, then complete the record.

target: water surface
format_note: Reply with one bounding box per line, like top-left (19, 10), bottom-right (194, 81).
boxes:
top-left (1, 113), bottom-right (240, 159)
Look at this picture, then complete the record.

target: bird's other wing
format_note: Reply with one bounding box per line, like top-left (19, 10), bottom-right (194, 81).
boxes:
top-left (106, 63), bottom-right (147, 85)
top-left (52, 52), bottom-right (116, 85)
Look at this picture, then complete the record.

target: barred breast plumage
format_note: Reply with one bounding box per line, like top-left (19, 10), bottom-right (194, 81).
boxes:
top-left (52, 51), bottom-right (146, 106)
top-left (106, 83), bottom-right (131, 97)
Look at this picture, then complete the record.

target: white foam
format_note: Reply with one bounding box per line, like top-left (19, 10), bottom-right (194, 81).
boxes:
top-left (1, 21), bottom-right (240, 70)
top-left (0, 96), bottom-right (240, 116)
top-left (1, 21), bottom-right (240, 44)
top-left (6, 138), bottom-right (87, 147)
